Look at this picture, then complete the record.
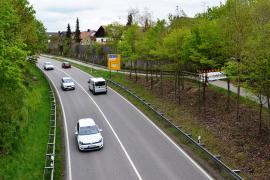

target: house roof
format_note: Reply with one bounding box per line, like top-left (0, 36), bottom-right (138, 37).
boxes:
top-left (80, 30), bottom-right (96, 40)
top-left (94, 26), bottom-right (106, 37)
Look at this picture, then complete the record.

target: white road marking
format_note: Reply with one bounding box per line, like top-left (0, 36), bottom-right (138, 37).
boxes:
top-left (52, 59), bottom-right (214, 180)
top-left (37, 62), bottom-right (73, 180)
top-left (54, 66), bottom-right (143, 180)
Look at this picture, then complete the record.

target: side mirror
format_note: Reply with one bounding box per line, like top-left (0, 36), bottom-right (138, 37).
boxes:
top-left (88, 80), bottom-right (90, 83)
top-left (75, 126), bottom-right (78, 135)
top-left (99, 129), bottom-right (103, 132)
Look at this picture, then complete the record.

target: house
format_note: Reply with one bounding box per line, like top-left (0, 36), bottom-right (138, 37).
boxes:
top-left (80, 29), bottom-right (96, 45)
top-left (94, 26), bottom-right (110, 43)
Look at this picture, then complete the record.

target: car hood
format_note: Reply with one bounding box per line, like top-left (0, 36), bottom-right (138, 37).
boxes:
top-left (78, 133), bottom-right (102, 144)
top-left (45, 64), bottom-right (54, 67)
top-left (62, 82), bottom-right (75, 86)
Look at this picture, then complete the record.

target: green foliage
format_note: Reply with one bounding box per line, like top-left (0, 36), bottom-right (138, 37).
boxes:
top-left (75, 18), bottom-right (81, 43)
top-left (0, 0), bottom-right (47, 155)
top-left (117, 25), bottom-right (141, 62)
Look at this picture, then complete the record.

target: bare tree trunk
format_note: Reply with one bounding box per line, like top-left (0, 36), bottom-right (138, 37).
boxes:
top-left (236, 82), bottom-right (241, 121)
top-left (129, 60), bottom-right (132, 79)
top-left (236, 59), bottom-right (241, 121)
top-left (174, 70), bottom-right (177, 100)
top-left (135, 61), bottom-right (138, 82)
top-left (227, 78), bottom-right (231, 110)
top-left (178, 70), bottom-right (181, 105)
top-left (150, 69), bottom-right (153, 90)
top-left (202, 73), bottom-right (207, 102)
top-left (160, 70), bottom-right (163, 97)
top-left (267, 94), bottom-right (270, 128)
top-left (259, 94), bottom-right (263, 134)
top-left (198, 74), bottom-right (202, 113)
top-left (146, 61), bottom-right (149, 82)
top-left (181, 71), bottom-right (185, 90)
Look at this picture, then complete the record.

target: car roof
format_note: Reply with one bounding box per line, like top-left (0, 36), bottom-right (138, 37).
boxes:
top-left (45, 62), bottom-right (52, 64)
top-left (63, 61), bottom-right (69, 64)
top-left (90, 77), bottom-right (106, 82)
top-left (62, 77), bottom-right (72, 80)
top-left (78, 118), bottom-right (96, 127)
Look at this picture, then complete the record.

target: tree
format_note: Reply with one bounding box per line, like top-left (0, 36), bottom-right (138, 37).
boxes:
top-left (117, 25), bottom-right (141, 79)
top-left (64, 23), bottom-right (72, 56)
top-left (66, 23), bottom-right (72, 39)
top-left (75, 18), bottom-right (81, 43)
top-left (222, 0), bottom-right (252, 121)
top-left (126, 13), bottom-right (133, 26)
top-left (241, 0), bottom-right (270, 132)
top-left (74, 18), bottom-right (81, 57)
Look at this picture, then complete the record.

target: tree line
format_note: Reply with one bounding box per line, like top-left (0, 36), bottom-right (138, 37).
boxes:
top-left (0, 0), bottom-right (47, 154)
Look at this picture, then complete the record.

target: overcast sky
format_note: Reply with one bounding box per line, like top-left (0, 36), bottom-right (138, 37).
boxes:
top-left (28, 0), bottom-right (226, 32)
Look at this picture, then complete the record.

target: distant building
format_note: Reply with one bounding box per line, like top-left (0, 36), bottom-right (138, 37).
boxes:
top-left (80, 29), bottom-right (96, 45)
top-left (94, 26), bottom-right (110, 43)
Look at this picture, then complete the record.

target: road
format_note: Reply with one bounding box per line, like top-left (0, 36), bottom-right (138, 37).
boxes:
top-left (38, 56), bottom-right (213, 180)
top-left (43, 54), bottom-right (269, 108)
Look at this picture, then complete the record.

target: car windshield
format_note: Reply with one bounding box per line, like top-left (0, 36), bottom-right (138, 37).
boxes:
top-left (64, 62), bottom-right (69, 65)
top-left (63, 78), bottom-right (73, 83)
top-left (95, 81), bottom-right (105, 86)
top-left (79, 125), bottom-right (99, 135)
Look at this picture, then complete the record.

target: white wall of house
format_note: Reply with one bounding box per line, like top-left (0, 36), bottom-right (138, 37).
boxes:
top-left (96, 37), bottom-right (110, 43)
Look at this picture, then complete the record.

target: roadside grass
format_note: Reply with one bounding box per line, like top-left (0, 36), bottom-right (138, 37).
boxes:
top-left (0, 63), bottom-right (63, 179)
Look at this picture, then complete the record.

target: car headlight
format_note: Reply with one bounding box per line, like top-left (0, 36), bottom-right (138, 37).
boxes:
top-left (78, 141), bottom-right (83, 145)
top-left (96, 138), bottom-right (102, 143)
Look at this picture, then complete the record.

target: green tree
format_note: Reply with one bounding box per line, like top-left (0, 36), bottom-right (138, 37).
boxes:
top-left (117, 24), bottom-right (141, 79)
top-left (75, 18), bottom-right (81, 43)
top-left (222, 0), bottom-right (252, 121)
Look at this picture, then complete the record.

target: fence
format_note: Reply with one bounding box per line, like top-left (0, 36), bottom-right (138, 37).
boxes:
top-left (43, 82), bottom-right (57, 180)
top-left (107, 79), bottom-right (243, 180)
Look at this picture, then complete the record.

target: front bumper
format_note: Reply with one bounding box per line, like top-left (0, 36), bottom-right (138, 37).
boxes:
top-left (78, 142), bottom-right (103, 151)
top-left (63, 86), bottom-right (75, 90)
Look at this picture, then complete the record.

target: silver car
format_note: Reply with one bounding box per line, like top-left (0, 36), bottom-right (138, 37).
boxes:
top-left (75, 118), bottom-right (103, 151)
top-left (43, 62), bottom-right (54, 70)
top-left (61, 77), bottom-right (75, 90)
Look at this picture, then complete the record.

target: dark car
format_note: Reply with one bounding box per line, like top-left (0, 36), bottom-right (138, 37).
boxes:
top-left (62, 62), bottom-right (71, 68)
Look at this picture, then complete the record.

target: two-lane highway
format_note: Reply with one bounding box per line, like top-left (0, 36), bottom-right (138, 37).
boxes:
top-left (38, 56), bottom-right (213, 180)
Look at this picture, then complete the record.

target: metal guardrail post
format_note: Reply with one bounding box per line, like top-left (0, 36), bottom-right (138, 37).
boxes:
top-left (107, 79), bottom-right (243, 180)
top-left (43, 81), bottom-right (57, 180)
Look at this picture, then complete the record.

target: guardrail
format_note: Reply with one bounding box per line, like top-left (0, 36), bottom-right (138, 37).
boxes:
top-left (107, 79), bottom-right (243, 180)
top-left (43, 82), bottom-right (57, 180)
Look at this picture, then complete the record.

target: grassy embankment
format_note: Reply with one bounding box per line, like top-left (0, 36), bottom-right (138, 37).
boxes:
top-left (0, 63), bottom-right (63, 179)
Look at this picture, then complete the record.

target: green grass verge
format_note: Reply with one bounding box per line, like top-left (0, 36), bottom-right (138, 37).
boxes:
top-left (0, 63), bottom-right (63, 179)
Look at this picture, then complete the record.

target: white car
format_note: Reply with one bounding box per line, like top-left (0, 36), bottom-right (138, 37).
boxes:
top-left (75, 118), bottom-right (103, 151)
top-left (43, 62), bottom-right (54, 70)
top-left (61, 77), bottom-right (75, 90)
top-left (88, 77), bottom-right (107, 94)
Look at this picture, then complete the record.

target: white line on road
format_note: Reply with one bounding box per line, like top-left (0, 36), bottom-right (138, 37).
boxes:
top-left (55, 66), bottom-right (143, 180)
top-left (37, 63), bottom-right (73, 180)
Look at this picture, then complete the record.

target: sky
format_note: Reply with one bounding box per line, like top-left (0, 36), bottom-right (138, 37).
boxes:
top-left (28, 0), bottom-right (226, 32)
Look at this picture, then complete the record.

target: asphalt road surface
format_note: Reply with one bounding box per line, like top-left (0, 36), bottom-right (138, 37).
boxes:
top-left (38, 57), bottom-right (213, 180)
